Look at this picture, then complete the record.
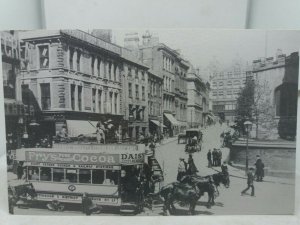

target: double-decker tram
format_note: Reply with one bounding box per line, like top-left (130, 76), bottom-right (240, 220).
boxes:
top-left (14, 143), bottom-right (148, 214)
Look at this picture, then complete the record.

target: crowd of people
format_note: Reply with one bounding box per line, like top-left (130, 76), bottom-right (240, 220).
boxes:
top-left (206, 148), bottom-right (223, 167)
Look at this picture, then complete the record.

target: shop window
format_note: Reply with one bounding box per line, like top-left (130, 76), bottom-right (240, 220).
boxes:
top-left (53, 168), bottom-right (64, 182)
top-left (40, 167), bottom-right (51, 181)
top-left (92, 170), bottom-right (105, 184)
top-left (79, 169), bottom-right (91, 183)
top-left (39, 45), bottom-right (49, 69)
top-left (28, 166), bottom-right (39, 181)
top-left (40, 83), bottom-right (51, 110)
top-left (65, 169), bottom-right (77, 183)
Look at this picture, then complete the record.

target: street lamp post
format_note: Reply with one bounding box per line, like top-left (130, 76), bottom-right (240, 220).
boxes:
top-left (244, 121), bottom-right (252, 175)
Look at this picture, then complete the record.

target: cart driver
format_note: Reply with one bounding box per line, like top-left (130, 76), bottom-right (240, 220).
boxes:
top-left (192, 136), bottom-right (197, 145)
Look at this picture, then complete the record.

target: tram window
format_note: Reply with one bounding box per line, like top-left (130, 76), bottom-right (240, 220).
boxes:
top-left (28, 166), bottom-right (39, 181)
top-left (105, 170), bottom-right (119, 185)
top-left (53, 168), bottom-right (64, 182)
top-left (79, 169), bottom-right (91, 183)
top-left (92, 170), bottom-right (104, 184)
top-left (40, 167), bottom-right (51, 181)
top-left (66, 169), bottom-right (78, 183)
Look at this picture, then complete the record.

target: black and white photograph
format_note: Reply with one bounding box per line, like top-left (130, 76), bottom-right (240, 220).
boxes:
top-left (1, 29), bottom-right (299, 216)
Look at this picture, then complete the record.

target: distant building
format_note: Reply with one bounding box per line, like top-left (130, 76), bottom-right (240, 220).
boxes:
top-left (210, 66), bottom-right (247, 122)
top-left (251, 51), bottom-right (298, 139)
top-left (136, 32), bottom-right (189, 137)
top-left (186, 65), bottom-right (210, 128)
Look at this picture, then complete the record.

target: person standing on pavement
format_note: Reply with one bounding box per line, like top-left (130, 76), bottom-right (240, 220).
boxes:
top-left (17, 161), bottom-right (24, 180)
top-left (241, 167), bottom-right (255, 197)
top-left (254, 155), bottom-right (265, 182)
top-left (221, 161), bottom-right (228, 175)
top-left (187, 154), bottom-right (198, 175)
top-left (207, 149), bottom-right (212, 168)
top-left (177, 158), bottom-right (187, 181)
top-left (217, 149), bottom-right (222, 166)
top-left (212, 148), bottom-right (217, 167)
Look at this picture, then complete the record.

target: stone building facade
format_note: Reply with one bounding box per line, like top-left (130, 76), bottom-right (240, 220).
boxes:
top-left (186, 65), bottom-right (210, 128)
top-left (137, 33), bottom-right (189, 137)
top-left (251, 51), bottom-right (298, 140)
top-left (1, 31), bottom-right (25, 149)
top-left (19, 30), bottom-right (145, 141)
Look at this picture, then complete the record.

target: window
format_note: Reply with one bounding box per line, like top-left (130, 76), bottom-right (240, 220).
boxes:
top-left (142, 86), bottom-right (145, 100)
top-left (76, 50), bottom-right (81, 71)
top-left (40, 167), bottom-right (51, 181)
top-left (92, 88), bottom-right (96, 112)
top-left (114, 64), bottom-right (117, 81)
top-left (135, 68), bottom-right (139, 79)
top-left (142, 71), bottom-right (145, 80)
top-left (227, 81), bottom-right (232, 86)
top-left (79, 169), bottom-right (91, 183)
top-left (66, 169), bottom-right (78, 183)
top-left (78, 86), bottom-right (82, 111)
top-left (105, 170), bottom-right (118, 185)
top-left (91, 55), bottom-right (95, 75)
top-left (109, 62), bottom-right (112, 80)
top-left (71, 84), bottom-right (75, 110)
top-left (212, 91), bottom-right (217, 96)
top-left (219, 81), bottom-right (224, 86)
top-left (98, 90), bottom-right (102, 113)
top-left (53, 168), bottom-right (64, 182)
top-left (40, 83), bottom-right (51, 110)
top-left (128, 67), bottom-right (132, 77)
top-left (2, 62), bottom-right (15, 99)
top-left (97, 58), bottom-right (101, 77)
top-left (128, 83), bottom-right (132, 98)
top-left (69, 47), bottom-right (74, 70)
top-left (39, 45), bottom-right (49, 69)
top-left (92, 170), bottom-right (104, 184)
top-left (218, 91), bottom-right (224, 96)
top-left (28, 166), bottom-right (39, 181)
top-left (110, 92), bottom-right (113, 113)
top-left (135, 84), bottom-right (139, 99)
top-left (212, 82), bottom-right (217, 88)
top-left (114, 93), bottom-right (118, 114)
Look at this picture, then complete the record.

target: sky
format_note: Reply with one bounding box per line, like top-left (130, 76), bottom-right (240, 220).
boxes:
top-left (112, 29), bottom-right (300, 78)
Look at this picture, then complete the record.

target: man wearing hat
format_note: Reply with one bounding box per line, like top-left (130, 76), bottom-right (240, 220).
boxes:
top-left (177, 158), bottom-right (187, 181)
top-left (241, 167), bottom-right (255, 197)
top-left (254, 155), bottom-right (265, 182)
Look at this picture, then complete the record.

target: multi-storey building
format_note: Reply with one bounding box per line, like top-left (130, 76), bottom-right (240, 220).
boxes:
top-left (251, 51), bottom-right (298, 139)
top-left (147, 70), bottom-right (163, 137)
top-left (186, 65), bottom-right (210, 128)
top-left (121, 48), bottom-right (149, 141)
top-left (18, 30), bottom-right (146, 141)
top-left (135, 32), bottom-right (189, 137)
top-left (210, 66), bottom-right (247, 122)
top-left (1, 31), bottom-right (25, 149)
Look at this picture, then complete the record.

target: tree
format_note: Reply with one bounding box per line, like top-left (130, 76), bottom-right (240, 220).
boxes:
top-left (235, 79), bottom-right (255, 134)
top-left (235, 77), bottom-right (274, 138)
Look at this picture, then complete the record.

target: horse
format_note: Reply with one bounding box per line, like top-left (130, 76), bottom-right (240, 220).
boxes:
top-left (181, 172), bottom-right (230, 208)
top-left (9, 183), bottom-right (37, 208)
top-left (153, 182), bottom-right (202, 215)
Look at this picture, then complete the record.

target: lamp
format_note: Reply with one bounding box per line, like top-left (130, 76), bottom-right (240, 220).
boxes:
top-left (244, 120), bottom-right (252, 174)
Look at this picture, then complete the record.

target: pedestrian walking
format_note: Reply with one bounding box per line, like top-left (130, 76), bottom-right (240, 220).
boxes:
top-left (207, 150), bottom-right (212, 168)
top-left (254, 155), bottom-right (265, 182)
top-left (149, 140), bottom-right (156, 157)
top-left (221, 161), bottom-right (228, 175)
top-left (82, 193), bottom-right (93, 215)
top-left (241, 167), bottom-right (255, 197)
top-left (177, 158), bottom-right (187, 181)
top-left (187, 154), bottom-right (198, 175)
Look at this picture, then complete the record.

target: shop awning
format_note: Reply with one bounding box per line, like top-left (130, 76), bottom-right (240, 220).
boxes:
top-left (150, 120), bottom-right (166, 128)
top-left (164, 113), bottom-right (180, 126)
top-left (66, 120), bottom-right (98, 137)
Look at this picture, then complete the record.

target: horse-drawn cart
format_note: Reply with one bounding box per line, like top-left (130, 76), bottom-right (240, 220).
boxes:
top-left (184, 129), bottom-right (203, 153)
